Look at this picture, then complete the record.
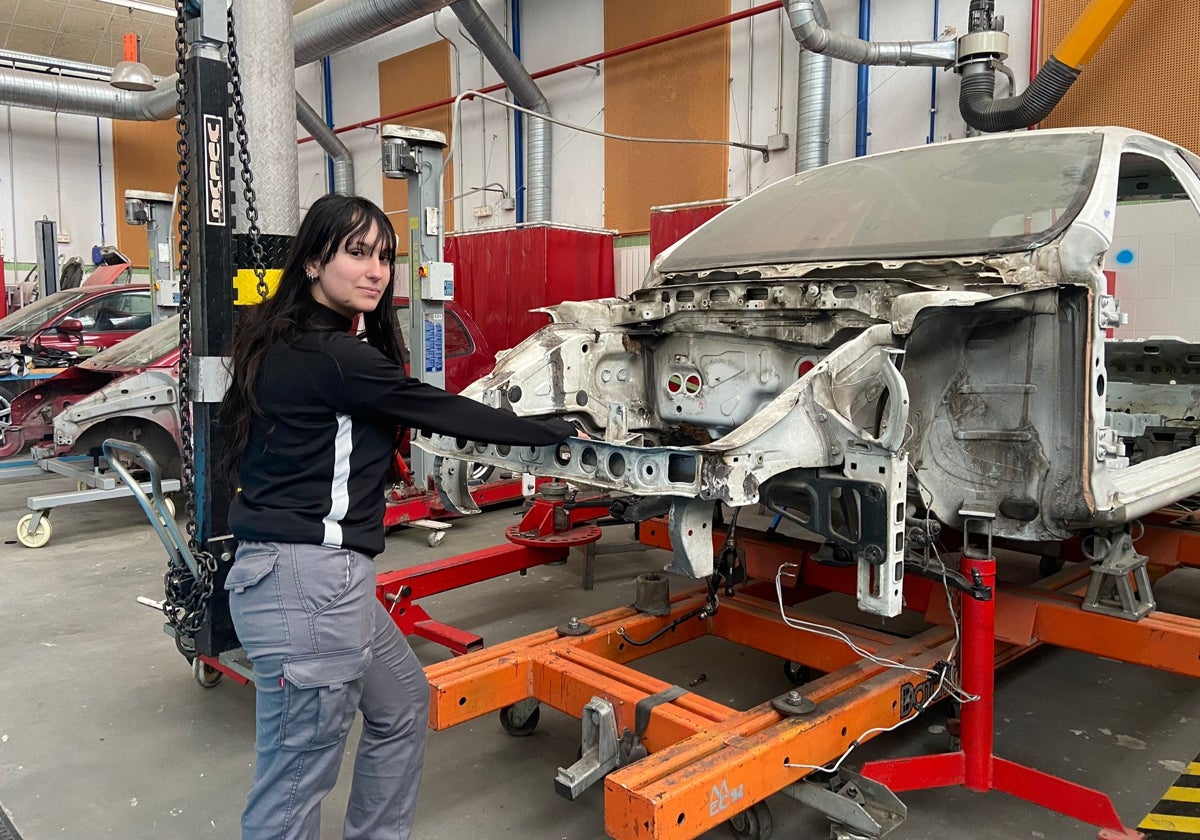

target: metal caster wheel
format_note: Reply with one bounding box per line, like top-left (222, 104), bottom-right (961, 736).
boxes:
top-left (156, 497), bottom-right (176, 526)
top-left (499, 699), bottom-right (541, 737)
top-left (427, 529), bottom-right (445, 547)
top-left (783, 660), bottom-right (811, 685)
top-left (16, 513), bottom-right (52, 548)
top-left (192, 657), bottom-right (223, 689)
top-left (76, 480), bottom-right (88, 493)
top-left (728, 801), bottom-right (772, 839)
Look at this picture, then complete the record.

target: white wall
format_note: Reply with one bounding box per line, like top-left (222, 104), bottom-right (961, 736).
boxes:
top-left (1, 0), bottom-right (1041, 291)
top-left (728, 0), bottom-right (1034, 197)
top-left (0, 107), bottom-right (117, 286)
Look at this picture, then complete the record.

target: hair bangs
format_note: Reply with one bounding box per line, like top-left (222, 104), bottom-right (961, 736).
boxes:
top-left (328, 204), bottom-right (396, 266)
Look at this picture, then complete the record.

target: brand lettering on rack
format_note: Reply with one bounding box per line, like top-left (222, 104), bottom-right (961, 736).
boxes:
top-left (204, 115), bottom-right (225, 226)
top-left (900, 672), bottom-right (942, 718)
top-left (708, 779), bottom-right (745, 817)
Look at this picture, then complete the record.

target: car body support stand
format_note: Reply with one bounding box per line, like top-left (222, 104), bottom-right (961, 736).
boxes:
top-left (858, 510), bottom-right (1144, 840)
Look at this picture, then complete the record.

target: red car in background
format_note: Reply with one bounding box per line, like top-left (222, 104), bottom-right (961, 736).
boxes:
top-left (0, 284), bottom-right (152, 359)
top-left (0, 314), bottom-right (179, 464)
top-left (1, 299), bottom-right (494, 476)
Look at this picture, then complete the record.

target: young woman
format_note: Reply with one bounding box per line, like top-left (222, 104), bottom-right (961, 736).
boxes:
top-left (218, 194), bottom-right (576, 840)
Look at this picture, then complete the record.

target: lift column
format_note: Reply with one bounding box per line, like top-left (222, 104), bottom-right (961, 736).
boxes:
top-left (175, 1), bottom-right (238, 660)
top-left (381, 126), bottom-right (452, 486)
top-left (123, 190), bottom-right (180, 324)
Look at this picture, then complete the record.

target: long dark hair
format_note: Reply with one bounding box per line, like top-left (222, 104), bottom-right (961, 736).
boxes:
top-left (218, 194), bottom-right (405, 477)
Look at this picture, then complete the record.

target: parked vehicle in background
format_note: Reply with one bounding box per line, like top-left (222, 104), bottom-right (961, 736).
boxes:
top-left (392, 297), bottom-right (495, 392)
top-left (0, 284), bottom-right (152, 358)
top-left (0, 315), bottom-right (179, 470)
top-left (0, 283), bottom-right (153, 426)
top-left (1, 299), bottom-right (494, 483)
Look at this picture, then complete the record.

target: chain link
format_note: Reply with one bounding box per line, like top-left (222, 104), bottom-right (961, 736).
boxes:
top-left (166, 0), bottom-right (214, 655)
top-left (226, 3), bottom-right (269, 301)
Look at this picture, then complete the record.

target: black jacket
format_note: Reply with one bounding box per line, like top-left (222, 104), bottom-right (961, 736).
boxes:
top-left (228, 304), bottom-right (574, 557)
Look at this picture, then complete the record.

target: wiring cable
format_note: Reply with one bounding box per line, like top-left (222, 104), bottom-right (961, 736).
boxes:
top-left (773, 555), bottom-right (979, 775)
top-left (439, 88), bottom-right (772, 182)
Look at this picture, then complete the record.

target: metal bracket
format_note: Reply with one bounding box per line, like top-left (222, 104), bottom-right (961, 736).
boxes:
top-left (667, 496), bottom-right (716, 577)
top-left (432, 456), bottom-right (480, 516)
top-left (1081, 529), bottom-right (1155, 620)
top-left (783, 770), bottom-right (907, 839)
top-left (190, 355), bottom-right (231, 403)
top-left (554, 696), bottom-right (622, 800)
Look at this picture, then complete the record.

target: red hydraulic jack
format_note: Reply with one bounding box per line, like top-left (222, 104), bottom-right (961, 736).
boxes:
top-left (375, 482), bottom-right (607, 655)
top-left (860, 511), bottom-right (1143, 840)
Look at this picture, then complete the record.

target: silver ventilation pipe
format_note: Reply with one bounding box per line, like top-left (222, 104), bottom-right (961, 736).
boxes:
top-left (450, 0), bottom-right (552, 223)
top-left (784, 0), bottom-right (957, 67)
top-left (233, 0), bottom-right (299, 235)
top-left (0, 64), bottom-right (177, 119)
top-left (293, 0), bottom-right (454, 67)
top-left (0, 0), bottom-right (453, 120)
top-left (0, 49), bottom-right (150, 82)
top-left (297, 94), bottom-right (355, 196)
top-left (793, 0), bottom-right (831, 172)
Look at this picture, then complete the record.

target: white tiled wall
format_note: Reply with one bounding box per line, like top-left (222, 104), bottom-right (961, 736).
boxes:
top-left (1110, 200), bottom-right (1200, 341)
top-left (615, 245), bottom-right (651, 298)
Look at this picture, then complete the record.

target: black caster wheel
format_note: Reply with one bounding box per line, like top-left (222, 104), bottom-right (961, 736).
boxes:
top-left (783, 660), bottom-right (811, 685)
top-left (728, 801), bottom-right (772, 839)
top-left (499, 699), bottom-right (540, 737)
top-left (1038, 554), bottom-right (1065, 577)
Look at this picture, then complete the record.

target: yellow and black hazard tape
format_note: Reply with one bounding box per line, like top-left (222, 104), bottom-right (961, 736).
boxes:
top-left (1140, 761), bottom-right (1200, 838)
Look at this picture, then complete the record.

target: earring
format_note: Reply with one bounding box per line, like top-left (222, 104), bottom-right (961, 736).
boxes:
top-left (306, 272), bottom-right (318, 282)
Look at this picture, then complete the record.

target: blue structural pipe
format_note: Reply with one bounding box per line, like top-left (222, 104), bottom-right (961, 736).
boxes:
top-left (927, 0), bottom-right (940, 144)
top-left (511, 0), bottom-right (525, 223)
top-left (855, 0), bottom-right (870, 156)
top-left (322, 56), bottom-right (335, 194)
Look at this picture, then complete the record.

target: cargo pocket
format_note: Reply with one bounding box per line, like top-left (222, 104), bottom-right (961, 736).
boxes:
top-left (224, 547), bottom-right (288, 650)
top-left (279, 647), bottom-right (371, 751)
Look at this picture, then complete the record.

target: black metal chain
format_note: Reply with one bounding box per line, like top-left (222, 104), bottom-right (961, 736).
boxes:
top-left (166, 0), bottom-right (216, 656)
top-left (226, 4), bottom-right (269, 300)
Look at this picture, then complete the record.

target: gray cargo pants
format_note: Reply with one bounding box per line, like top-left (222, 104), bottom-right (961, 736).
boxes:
top-left (225, 540), bottom-right (429, 840)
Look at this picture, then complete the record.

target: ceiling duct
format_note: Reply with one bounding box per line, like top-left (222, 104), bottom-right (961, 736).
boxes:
top-left (450, 0), bottom-right (552, 223)
top-left (297, 94), bottom-right (355, 197)
top-left (793, 0), bottom-right (832, 172)
top-left (0, 0), bottom-right (453, 121)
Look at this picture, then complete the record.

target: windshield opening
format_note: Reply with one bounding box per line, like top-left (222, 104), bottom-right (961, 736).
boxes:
top-left (657, 132), bottom-right (1103, 275)
top-left (0, 290), bottom-right (88, 338)
top-left (87, 315), bottom-right (179, 367)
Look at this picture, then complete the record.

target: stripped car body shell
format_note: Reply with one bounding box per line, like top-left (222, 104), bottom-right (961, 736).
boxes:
top-left (416, 127), bottom-right (1200, 616)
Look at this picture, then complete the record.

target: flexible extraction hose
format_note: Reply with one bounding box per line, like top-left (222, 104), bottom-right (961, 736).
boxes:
top-left (960, 0), bottom-right (1133, 133)
top-left (959, 56), bottom-right (1079, 133)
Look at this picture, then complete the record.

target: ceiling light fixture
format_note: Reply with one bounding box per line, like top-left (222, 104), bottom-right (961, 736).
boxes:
top-left (110, 30), bottom-right (156, 91)
top-left (94, 0), bottom-right (176, 17)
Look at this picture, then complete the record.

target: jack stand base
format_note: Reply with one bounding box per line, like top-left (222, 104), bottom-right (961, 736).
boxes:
top-left (785, 770), bottom-right (906, 839)
top-left (1081, 531), bottom-right (1155, 620)
top-left (860, 544), bottom-right (1143, 840)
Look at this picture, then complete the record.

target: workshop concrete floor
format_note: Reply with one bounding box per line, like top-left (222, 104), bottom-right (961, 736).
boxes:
top-left (1, 468), bottom-right (1199, 840)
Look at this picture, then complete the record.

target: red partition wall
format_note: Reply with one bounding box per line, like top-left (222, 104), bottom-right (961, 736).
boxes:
top-left (649, 198), bottom-right (738, 261)
top-left (445, 224), bottom-right (615, 355)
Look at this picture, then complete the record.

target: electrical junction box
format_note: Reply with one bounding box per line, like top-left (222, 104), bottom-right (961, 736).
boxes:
top-left (418, 261), bottom-right (454, 301)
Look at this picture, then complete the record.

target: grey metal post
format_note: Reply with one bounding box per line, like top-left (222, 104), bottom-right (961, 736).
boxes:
top-left (34, 218), bottom-right (57, 297)
top-left (124, 190), bottom-right (179, 323)
top-left (381, 125), bottom-right (450, 487)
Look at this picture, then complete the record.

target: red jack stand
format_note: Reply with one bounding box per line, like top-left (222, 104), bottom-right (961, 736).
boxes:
top-left (860, 512), bottom-right (1144, 840)
top-left (375, 484), bottom-right (605, 654)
